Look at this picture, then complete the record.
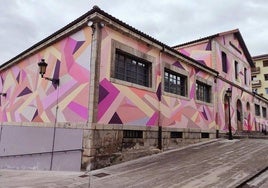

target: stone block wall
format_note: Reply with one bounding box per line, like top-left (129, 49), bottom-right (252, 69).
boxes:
top-left (82, 124), bottom-right (218, 170)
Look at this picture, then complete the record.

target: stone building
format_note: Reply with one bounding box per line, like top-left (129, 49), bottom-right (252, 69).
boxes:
top-left (252, 54), bottom-right (268, 98)
top-left (0, 6), bottom-right (267, 171)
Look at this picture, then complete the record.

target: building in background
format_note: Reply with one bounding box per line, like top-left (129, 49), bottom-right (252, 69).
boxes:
top-left (0, 6), bottom-right (267, 171)
top-left (174, 29), bottom-right (262, 132)
top-left (252, 54), bottom-right (268, 98)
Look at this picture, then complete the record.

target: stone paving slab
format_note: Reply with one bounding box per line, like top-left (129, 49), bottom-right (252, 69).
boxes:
top-left (0, 139), bottom-right (268, 188)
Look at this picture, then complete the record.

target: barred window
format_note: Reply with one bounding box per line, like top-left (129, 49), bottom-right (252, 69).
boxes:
top-left (164, 68), bottom-right (187, 96)
top-left (114, 50), bottom-right (151, 87)
top-left (196, 81), bottom-right (211, 103)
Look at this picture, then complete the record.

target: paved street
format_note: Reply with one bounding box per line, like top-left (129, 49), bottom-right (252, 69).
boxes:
top-left (0, 139), bottom-right (268, 188)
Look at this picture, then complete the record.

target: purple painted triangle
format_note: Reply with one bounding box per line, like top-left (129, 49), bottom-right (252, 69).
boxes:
top-left (197, 60), bottom-right (206, 65)
top-left (173, 61), bottom-right (185, 70)
top-left (18, 87), bottom-right (32, 97)
top-left (156, 83), bottom-right (161, 101)
top-left (73, 41), bottom-right (85, 54)
top-left (202, 107), bottom-right (208, 120)
top-left (1, 76), bottom-right (4, 85)
top-left (99, 84), bottom-right (109, 104)
top-left (206, 40), bottom-right (212, 50)
top-left (16, 72), bottom-right (20, 83)
top-left (109, 112), bottom-right (123, 124)
top-left (32, 109), bottom-right (38, 121)
top-left (195, 67), bottom-right (200, 74)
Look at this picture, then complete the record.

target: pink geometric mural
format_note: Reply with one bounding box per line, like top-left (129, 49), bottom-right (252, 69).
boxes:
top-left (97, 27), bottom-right (216, 130)
top-left (0, 27), bottom-right (92, 123)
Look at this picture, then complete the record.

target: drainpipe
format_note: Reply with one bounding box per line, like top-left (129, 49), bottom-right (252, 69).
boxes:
top-left (157, 46), bottom-right (164, 150)
top-left (215, 74), bottom-right (219, 138)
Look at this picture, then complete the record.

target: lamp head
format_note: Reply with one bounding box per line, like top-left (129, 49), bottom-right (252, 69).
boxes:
top-left (38, 59), bottom-right (48, 78)
top-left (226, 88), bottom-right (232, 98)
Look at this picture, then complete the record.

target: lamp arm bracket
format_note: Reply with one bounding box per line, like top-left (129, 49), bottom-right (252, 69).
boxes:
top-left (44, 77), bottom-right (60, 85)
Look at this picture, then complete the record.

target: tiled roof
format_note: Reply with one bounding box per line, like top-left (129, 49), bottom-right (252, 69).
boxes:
top-left (252, 54), bottom-right (268, 60)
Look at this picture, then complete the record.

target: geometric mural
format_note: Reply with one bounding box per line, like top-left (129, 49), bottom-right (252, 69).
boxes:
top-left (0, 27), bottom-right (92, 123)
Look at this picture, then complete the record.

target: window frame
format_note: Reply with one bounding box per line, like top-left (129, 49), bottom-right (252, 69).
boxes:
top-left (244, 67), bottom-right (247, 85)
top-left (164, 68), bottom-right (187, 97)
top-left (221, 51), bottom-right (228, 73)
top-left (255, 104), bottom-right (261, 116)
top-left (264, 74), bottom-right (268, 81)
top-left (195, 79), bottom-right (212, 104)
top-left (110, 40), bottom-right (155, 91)
top-left (262, 107), bottom-right (267, 118)
top-left (234, 60), bottom-right (238, 80)
top-left (263, 60), bottom-right (268, 67)
top-left (162, 63), bottom-right (189, 99)
top-left (114, 49), bottom-right (151, 87)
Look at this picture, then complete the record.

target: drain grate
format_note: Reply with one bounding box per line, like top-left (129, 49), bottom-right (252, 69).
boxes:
top-left (93, 172), bottom-right (110, 178)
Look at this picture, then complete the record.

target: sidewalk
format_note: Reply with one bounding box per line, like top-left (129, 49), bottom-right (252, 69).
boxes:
top-left (0, 138), bottom-right (268, 188)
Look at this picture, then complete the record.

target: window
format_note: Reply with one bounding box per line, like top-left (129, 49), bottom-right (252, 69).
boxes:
top-left (265, 88), bottom-right (268, 94)
top-left (221, 51), bottom-right (227, 73)
top-left (255, 104), bottom-right (260, 116)
top-left (170, 132), bottom-right (183, 138)
top-left (262, 107), bottom-right (267, 118)
top-left (263, 60), bottom-right (268, 67)
top-left (123, 130), bottom-right (143, 138)
top-left (196, 81), bottom-right (211, 103)
top-left (164, 68), bottom-right (187, 96)
top-left (234, 61), bottom-right (238, 79)
top-left (114, 50), bottom-right (151, 87)
top-left (264, 74), bottom-right (268, 81)
top-left (244, 68), bottom-right (247, 85)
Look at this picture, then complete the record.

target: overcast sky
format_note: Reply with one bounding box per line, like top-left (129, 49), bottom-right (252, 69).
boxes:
top-left (1, 0), bottom-right (268, 64)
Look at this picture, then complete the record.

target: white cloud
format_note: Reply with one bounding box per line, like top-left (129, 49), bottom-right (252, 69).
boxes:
top-left (0, 0), bottom-right (267, 64)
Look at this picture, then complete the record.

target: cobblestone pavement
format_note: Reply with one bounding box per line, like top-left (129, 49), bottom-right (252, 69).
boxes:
top-left (0, 139), bottom-right (268, 188)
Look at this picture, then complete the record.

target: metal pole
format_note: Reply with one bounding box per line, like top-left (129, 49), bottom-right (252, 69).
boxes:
top-left (228, 96), bottom-right (233, 140)
top-left (158, 125), bottom-right (162, 150)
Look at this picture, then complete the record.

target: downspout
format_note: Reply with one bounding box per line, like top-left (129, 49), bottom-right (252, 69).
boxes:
top-left (215, 74), bottom-right (219, 138)
top-left (158, 46), bottom-right (164, 150)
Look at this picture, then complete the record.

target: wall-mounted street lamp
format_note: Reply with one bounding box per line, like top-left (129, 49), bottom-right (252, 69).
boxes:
top-left (0, 93), bottom-right (6, 97)
top-left (226, 88), bottom-right (233, 140)
top-left (38, 59), bottom-right (59, 86)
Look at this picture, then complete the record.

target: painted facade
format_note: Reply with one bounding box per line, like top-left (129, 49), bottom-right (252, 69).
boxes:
top-left (0, 6), bottom-right (267, 170)
top-left (174, 30), bottom-right (268, 132)
top-left (97, 26), bottom-right (216, 130)
top-left (0, 27), bottom-right (92, 123)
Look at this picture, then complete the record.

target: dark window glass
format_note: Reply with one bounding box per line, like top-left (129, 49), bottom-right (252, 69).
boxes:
top-left (262, 107), bottom-right (267, 118)
top-left (222, 51), bottom-right (227, 73)
top-left (234, 61), bottom-right (238, 79)
top-left (164, 68), bottom-right (187, 96)
top-left (255, 104), bottom-right (260, 116)
top-left (123, 130), bottom-right (143, 138)
top-left (264, 74), bottom-right (268, 81)
top-left (244, 68), bottom-right (247, 85)
top-left (263, 60), bottom-right (268, 67)
top-left (114, 50), bottom-right (151, 87)
top-left (196, 81), bottom-right (211, 103)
